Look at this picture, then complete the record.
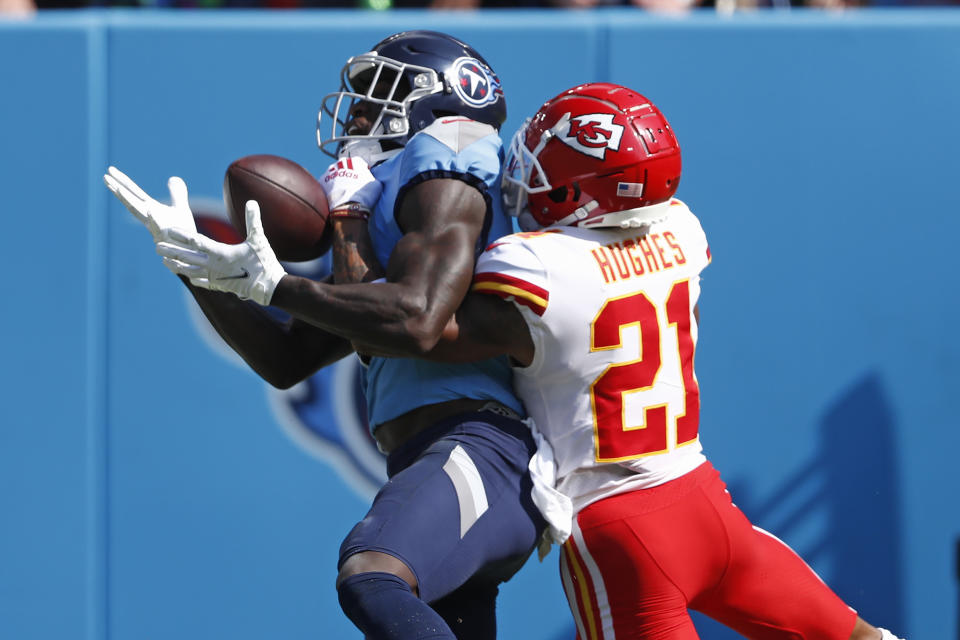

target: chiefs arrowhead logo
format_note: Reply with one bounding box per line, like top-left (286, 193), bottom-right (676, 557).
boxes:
top-left (558, 113), bottom-right (624, 160)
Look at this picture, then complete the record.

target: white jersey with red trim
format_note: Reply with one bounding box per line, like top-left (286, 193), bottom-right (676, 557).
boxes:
top-left (472, 199), bottom-right (712, 512)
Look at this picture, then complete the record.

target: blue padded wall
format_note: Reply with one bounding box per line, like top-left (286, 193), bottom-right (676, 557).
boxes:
top-left (1, 10), bottom-right (958, 640)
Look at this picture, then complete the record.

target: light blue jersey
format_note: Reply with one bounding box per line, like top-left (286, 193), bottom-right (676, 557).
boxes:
top-left (361, 118), bottom-right (524, 430)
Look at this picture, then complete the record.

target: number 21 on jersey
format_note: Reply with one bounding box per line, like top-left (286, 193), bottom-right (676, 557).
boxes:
top-left (590, 279), bottom-right (700, 462)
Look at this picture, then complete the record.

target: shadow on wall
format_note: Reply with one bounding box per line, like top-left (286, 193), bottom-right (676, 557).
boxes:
top-left (695, 372), bottom-right (904, 639)
top-left (817, 373), bottom-right (903, 628)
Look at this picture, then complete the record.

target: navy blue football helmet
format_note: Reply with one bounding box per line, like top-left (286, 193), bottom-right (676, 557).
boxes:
top-left (318, 30), bottom-right (506, 159)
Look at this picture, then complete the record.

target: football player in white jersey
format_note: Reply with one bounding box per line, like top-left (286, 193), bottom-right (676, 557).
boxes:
top-left (426, 83), bottom-right (905, 640)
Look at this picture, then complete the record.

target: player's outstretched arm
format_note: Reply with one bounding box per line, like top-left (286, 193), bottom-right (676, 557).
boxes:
top-left (104, 167), bottom-right (352, 388)
top-left (182, 277), bottom-right (354, 389)
top-left (155, 201), bottom-right (355, 387)
top-left (271, 178), bottom-right (491, 356)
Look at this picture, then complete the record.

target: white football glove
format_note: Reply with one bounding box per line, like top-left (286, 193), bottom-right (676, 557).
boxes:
top-left (156, 200), bottom-right (286, 307)
top-left (320, 156), bottom-right (382, 214)
top-left (103, 166), bottom-right (197, 241)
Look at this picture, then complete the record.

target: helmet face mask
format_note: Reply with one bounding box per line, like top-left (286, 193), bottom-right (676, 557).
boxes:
top-left (318, 31), bottom-right (506, 160)
top-left (502, 117), bottom-right (556, 223)
top-left (502, 83), bottom-right (681, 230)
top-left (318, 53), bottom-right (441, 158)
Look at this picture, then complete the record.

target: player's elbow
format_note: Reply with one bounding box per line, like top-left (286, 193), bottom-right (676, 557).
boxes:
top-left (396, 317), bottom-right (449, 357)
top-left (389, 313), bottom-right (441, 356)
top-left (404, 324), bottom-right (444, 356)
top-left (247, 358), bottom-right (319, 390)
top-left (386, 292), bottom-right (443, 354)
top-left (255, 367), bottom-right (306, 390)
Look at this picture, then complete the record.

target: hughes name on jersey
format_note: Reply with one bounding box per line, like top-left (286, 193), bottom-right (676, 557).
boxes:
top-left (472, 199), bottom-right (712, 512)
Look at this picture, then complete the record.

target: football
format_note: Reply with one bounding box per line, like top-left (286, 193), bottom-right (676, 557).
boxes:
top-left (223, 154), bottom-right (331, 262)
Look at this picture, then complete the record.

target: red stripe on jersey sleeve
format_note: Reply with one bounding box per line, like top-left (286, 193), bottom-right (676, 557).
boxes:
top-left (472, 272), bottom-right (549, 316)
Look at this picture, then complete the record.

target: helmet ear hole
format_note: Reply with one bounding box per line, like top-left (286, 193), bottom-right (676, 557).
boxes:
top-left (546, 183), bottom-right (581, 204)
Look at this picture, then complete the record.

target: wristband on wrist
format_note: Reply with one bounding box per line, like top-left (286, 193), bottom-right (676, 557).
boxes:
top-left (330, 204), bottom-right (370, 221)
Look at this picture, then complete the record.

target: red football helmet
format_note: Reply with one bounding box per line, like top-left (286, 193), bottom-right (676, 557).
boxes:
top-left (502, 82), bottom-right (681, 229)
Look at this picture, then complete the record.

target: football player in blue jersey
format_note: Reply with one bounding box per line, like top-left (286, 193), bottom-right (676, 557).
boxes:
top-left (104, 31), bottom-right (546, 640)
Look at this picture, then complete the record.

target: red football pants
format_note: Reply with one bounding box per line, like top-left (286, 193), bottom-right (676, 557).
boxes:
top-left (560, 461), bottom-right (857, 640)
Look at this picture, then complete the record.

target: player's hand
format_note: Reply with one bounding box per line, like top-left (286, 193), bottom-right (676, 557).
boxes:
top-left (103, 166), bottom-right (197, 241)
top-left (320, 157), bottom-right (382, 216)
top-left (156, 200), bottom-right (286, 306)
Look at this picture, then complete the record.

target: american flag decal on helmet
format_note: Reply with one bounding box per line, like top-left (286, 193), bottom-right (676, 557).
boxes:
top-left (617, 182), bottom-right (645, 198)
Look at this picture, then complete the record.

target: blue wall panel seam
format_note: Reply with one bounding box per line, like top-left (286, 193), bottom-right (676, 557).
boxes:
top-left (596, 21), bottom-right (610, 83)
top-left (85, 16), bottom-right (109, 640)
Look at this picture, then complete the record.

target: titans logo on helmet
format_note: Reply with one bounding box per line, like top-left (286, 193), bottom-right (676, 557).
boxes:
top-left (451, 57), bottom-right (502, 108)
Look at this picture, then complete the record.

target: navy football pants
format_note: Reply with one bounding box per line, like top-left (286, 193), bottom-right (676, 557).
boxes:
top-left (339, 410), bottom-right (546, 636)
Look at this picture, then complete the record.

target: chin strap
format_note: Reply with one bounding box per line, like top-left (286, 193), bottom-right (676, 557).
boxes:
top-left (551, 200), bottom-right (599, 227)
top-left (523, 199), bottom-right (675, 232)
top-left (572, 200), bottom-right (673, 229)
